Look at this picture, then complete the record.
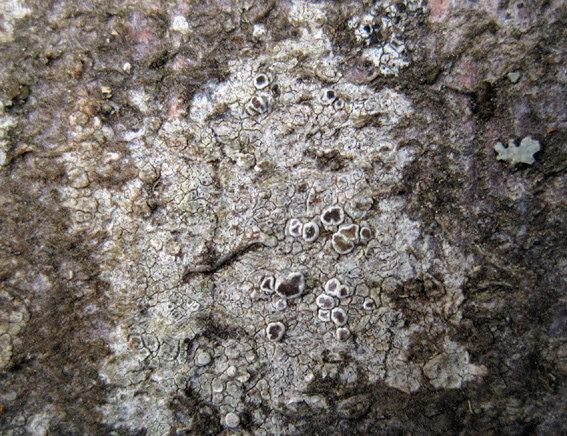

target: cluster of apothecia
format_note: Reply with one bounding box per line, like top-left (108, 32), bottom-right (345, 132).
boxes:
top-left (260, 205), bottom-right (376, 342)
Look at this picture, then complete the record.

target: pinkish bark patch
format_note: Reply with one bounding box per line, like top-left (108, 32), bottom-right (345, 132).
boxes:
top-left (429, 0), bottom-right (450, 22)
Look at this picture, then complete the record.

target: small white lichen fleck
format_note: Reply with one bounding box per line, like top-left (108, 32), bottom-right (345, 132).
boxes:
top-left (494, 136), bottom-right (541, 166)
top-left (170, 15), bottom-right (189, 35)
top-left (252, 24), bottom-right (266, 39)
top-left (196, 350), bottom-right (212, 366)
top-left (225, 412), bottom-right (240, 428)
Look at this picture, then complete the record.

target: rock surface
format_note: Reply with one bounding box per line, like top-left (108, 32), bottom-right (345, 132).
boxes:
top-left (1, 0), bottom-right (566, 435)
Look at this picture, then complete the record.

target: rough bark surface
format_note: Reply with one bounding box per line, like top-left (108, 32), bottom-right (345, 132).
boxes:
top-left (1, 0), bottom-right (566, 435)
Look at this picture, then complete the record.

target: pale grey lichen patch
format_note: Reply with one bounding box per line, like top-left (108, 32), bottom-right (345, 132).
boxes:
top-left (0, 111), bottom-right (17, 167)
top-left (0, 0), bottom-right (31, 43)
top-left (348, 0), bottom-right (427, 76)
top-left (423, 339), bottom-right (488, 390)
top-left (495, 136), bottom-right (541, 166)
top-left (45, 1), bottom-right (486, 432)
top-left (0, 290), bottom-right (29, 370)
top-left (0, 0), bottom-right (561, 432)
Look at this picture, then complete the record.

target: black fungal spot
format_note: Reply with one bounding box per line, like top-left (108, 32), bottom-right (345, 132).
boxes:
top-left (290, 274), bottom-right (302, 287)
top-left (277, 282), bottom-right (297, 297)
top-left (334, 98), bottom-right (345, 110)
top-left (363, 299), bottom-right (376, 310)
top-left (148, 49), bottom-right (175, 69)
top-left (396, 2), bottom-right (407, 13)
top-left (288, 218), bottom-right (303, 237)
top-left (471, 81), bottom-right (497, 120)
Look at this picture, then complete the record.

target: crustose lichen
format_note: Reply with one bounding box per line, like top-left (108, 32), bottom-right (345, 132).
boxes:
top-left (494, 136), bottom-right (541, 166)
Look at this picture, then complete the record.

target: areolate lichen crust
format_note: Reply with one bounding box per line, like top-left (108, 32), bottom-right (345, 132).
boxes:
top-left (50, 1), bottom-right (487, 434)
